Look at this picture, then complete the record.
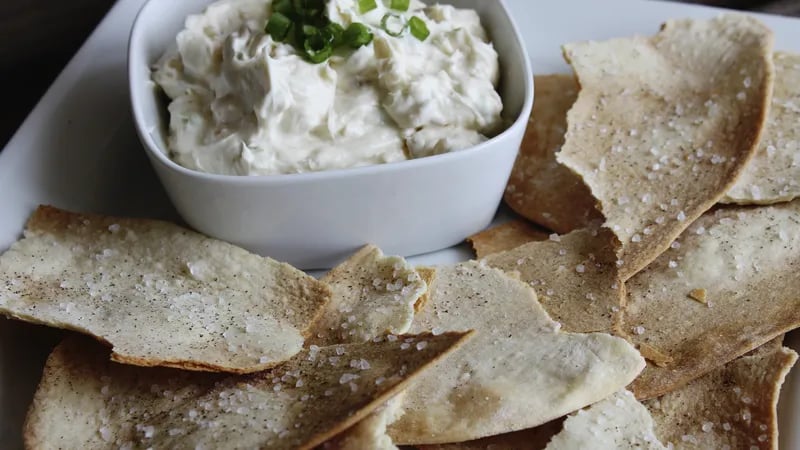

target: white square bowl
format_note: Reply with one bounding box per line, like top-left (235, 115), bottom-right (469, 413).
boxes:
top-left (129, 0), bottom-right (533, 269)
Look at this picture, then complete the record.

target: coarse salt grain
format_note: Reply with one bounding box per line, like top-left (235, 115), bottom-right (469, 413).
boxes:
top-left (99, 427), bottom-right (112, 442)
top-left (549, 233), bottom-right (561, 242)
top-left (632, 326), bottom-right (645, 335)
top-left (575, 264), bottom-right (586, 273)
top-left (677, 211), bottom-right (686, 222)
top-left (702, 422), bottom-right (713, 432)
top-left (631, 234), bottom-right (642, 243)
top-left (416, 341), bottom-right (428, 350)
top-left (668, 260), bottom-right (678, 269)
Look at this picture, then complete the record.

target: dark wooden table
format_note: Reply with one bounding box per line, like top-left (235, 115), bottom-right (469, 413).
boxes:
top-left (0, 0), bottom-right (798, 150)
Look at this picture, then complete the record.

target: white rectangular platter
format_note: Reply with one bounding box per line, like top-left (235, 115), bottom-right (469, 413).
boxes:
top-left (1, 0), bottom-right (799, 448)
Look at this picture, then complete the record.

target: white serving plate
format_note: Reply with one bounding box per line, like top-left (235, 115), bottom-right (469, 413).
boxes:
top-left (0, 0), bottom-right (798, 448)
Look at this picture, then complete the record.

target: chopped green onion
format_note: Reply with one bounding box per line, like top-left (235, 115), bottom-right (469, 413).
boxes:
top-left (272, 0), bottom-right (293, 16)
top-left (358, 0), bottom-right (378, 14)
top-left (293, 0), bottom-right (325, 18)
top-left (408, 15), bottom-right (429, 41)
top-left (321, 22), bottom-right (345, 46)
top-left (302, 24), bottom-right (319, 36)
top-left (389, 0), bottom-right (410, 11)
top-left (343, 22), bottom-right (374, 48)
top-left (266, 12), bottom-right (293, 41)
top-left (381, 13), bottom-right (406, 37)
top-left (304, 31), bottom-right (333, 63)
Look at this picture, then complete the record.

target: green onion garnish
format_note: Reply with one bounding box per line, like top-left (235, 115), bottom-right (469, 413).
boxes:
top-left (266, 12), bottom-right (293, 41)
top-left (381, 13), bottom-right (406, 37)
top-left (304, 31), bottom-right (333, 63)
top-left (321, 22), bottom-right (345, 46)
top-left (293, 0), bottom-right (325, 18)
top-left (389, 0), bottom-right (410, 11)
top-left (408, 15), bottom-right (429, 41)
top-left (272, 0), bottom-right (293, 16)
top-left (358, 0), bottom-right (378, 14)
top-left (343, 22), bottom-right (374, 48)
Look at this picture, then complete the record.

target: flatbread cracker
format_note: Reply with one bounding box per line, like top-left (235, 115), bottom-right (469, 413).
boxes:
top-left (467, 220), bottom-right (550, 259)
top-left (388, 261), bottom-right (644, 444)
top-left (558, 15), bottom-right (774, 280)
top-left (308, 245), bottom-right (427, 346)
top-left (723, 51), bottom-right (800, 205)
top-left (418, 420), bottom-right (564, 450)
top-left (322, 395), bottom-right (405, 450)
top-left (622, 201), bottom-right (800, 399)
top-left (504, 74), bottom-right (603, 234)
top-left (0, 206), bottom-right (331, 373)
top-left (484, 228), bottom-right (623, 334)
top-left (24, 332), bottom-right (470, 450)
top-left (645, 338), bottom-right (798, 449)
top-left (545, 390), bottom-right (667, 449)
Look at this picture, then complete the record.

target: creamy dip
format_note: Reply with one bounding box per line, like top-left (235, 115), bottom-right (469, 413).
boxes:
top-left (153, 0), bottom-right (502, 176)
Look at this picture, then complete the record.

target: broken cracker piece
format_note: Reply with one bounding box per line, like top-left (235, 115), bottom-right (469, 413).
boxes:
top-left (467, 220), bottom-right (550, 259)
top-left (417, 420), bottom-right (564, 450)
top-left (559, 15), bottom-right (774, 280)
top-left (307, 245), bottom-right (426, 347)
top-left (322, 395), bottom-right (405, 450)
top-left (645, 337), bottom-right (797, 449)
top-left (388, 261), bottom-right (644, 445)
top-left (24, 331), bottom-right (471, 450)
top-left (545, 390), bottom-right (668, 449)
top-left (504, 74), bottom-right (603, 234)
top-left (0, 206), bottom-right (330, 373)
top-left (485, 228), bottom-right (623, 334)
top-left (723, 51), bottom-right (800, 205)
top-left (623, 201), bottom-right (800, 399)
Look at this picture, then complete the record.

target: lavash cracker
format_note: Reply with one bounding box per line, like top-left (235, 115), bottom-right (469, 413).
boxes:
top-left (723, 51), bottom-right (800, 205)
top-left (484, 228), bottom-right (623, 334)
top-left (307, 245), bottom-right (427, 347)
top-left (558, 14), bottom-right (774, 280)
top-left (309, 246), bottom-right (427, 449)
top-left (504, 74), bottom-right (603, 234)
top-left (387, 261), bottom-right (644, 444)
top-left (24, 331), bottom-right (470, 450)
top-left (0, 206), bottom-right (331, 373)
top-left (321, 395), bottom-right (405, 450)
top-left (622, 201), bottom-right (800, 399)
top-left (416, 338), bottom-right (796, 450)
top-left (467, 220), bottom-right (549, 259)
top-left (645, 337), bottom-right (797, 450)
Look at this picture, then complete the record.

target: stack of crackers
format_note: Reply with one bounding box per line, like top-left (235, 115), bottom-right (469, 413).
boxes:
top-left (0, 13), bottom-right (798, 450)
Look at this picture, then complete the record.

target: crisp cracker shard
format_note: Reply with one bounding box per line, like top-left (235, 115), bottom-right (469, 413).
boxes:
top-left (307, 245), bottom-right (427, 347)
top-left (322, 395), bottom-right (405, 450)
top-left (545, 390), bottom-right (667, 449)
top-left (723, 51), bottom-right (800, 205)
top-left (504, 74), bottom-right (603, 234)
top-left (387, 261), bottom-right (644, 444)
top-left (467, 220), bottom-right (550, 259)
top-left (24, 332), bottom-right (471, 450)
top-left (623, 201), bottom-right (800, 399)
top-left (417, 420), bottom-right (564, 450)
top-left (484, 228), bottom-right (623, 334)
top-left (558, 14), bottom-right (774, 280)
top-left (0, 206), bottom-right (331, 373)
top-left (428, 338), bottom-right (797, 450)
top-left (645, 338), bottom-right (797, 449)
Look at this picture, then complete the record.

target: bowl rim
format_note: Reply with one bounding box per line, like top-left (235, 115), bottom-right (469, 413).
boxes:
top-left (128, 0), bottom-right (534, 186)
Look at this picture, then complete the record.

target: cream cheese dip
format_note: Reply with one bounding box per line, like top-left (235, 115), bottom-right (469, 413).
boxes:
top-left (153, 0), bottom-right (503, 176)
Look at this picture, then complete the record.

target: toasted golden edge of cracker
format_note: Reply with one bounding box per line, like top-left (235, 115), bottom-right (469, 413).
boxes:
top-left (467, 220), bottom-right (551, 259)
top-left (415, 267), bottom-right (437, 313)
